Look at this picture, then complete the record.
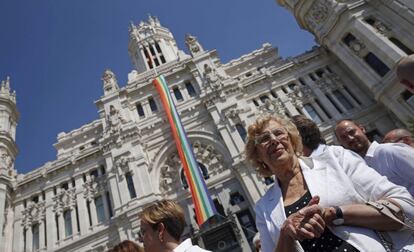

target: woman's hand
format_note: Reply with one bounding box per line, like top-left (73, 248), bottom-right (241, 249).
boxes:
top-left (280, 196), bottom-right (326, 241)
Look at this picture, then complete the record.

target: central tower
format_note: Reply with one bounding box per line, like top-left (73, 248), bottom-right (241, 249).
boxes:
top-left (128, 15), bottom-right (180, 73)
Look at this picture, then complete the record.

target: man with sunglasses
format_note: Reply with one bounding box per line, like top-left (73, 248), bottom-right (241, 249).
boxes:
top-left (138, 199), bottom-right (210, 252)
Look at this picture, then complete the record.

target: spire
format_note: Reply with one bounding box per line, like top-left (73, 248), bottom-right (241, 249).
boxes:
top-left (128, 16), bottom-right (181, 73)
top-left (0, 76), bottom-right (16, 103)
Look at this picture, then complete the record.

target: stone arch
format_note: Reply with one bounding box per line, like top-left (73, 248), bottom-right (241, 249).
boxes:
top-left (151, 130), bottom-right (232, 194)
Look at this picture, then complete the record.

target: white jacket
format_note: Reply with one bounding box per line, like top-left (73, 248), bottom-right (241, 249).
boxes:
top-left (255, 145), bottom-right (414, 252)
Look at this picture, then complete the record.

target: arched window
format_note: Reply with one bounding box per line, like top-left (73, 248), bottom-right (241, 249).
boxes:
top-left (185, 82), bottom-right (197, 97)
top-left (173, 86), bottom-right (183, 101)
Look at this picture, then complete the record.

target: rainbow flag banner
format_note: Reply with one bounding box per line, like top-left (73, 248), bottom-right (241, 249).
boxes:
top-left (153, 75), bottom-right (217, 226)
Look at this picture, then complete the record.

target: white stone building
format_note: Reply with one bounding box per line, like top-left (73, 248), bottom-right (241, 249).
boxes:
top-left (0, 1), bottom-right (413, 251)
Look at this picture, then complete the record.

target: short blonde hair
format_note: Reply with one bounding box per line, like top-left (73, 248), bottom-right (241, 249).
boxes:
top-left (245, 115), bottom-right (303, 177)
top-left (139, 200), bottom-right (185, 241)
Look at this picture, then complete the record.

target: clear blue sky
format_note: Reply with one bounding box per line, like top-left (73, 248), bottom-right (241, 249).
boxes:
top-left (0, 0), bottom-right (315, 174)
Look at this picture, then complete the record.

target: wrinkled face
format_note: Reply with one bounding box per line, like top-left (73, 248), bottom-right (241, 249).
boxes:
top-left (335, 121), bottom-right (370, 156)
top-left (139, 221), bottom-right (160, 251)
top-left (255, 120), bottom-right (294, 174)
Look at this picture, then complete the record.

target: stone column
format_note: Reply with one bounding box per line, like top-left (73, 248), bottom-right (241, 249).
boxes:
top-left (89, 199), bottom-right (98, 227)
top-left (311, 100), bottom-right (330, 122)
top-left (12, 202), bottom-right (24, 252)
top-left (303, 75), bottom-right (341, 120)
top-left (45, 188), bottom-right (57, 250)
top-left (75, 175), bottom-right (89, 236)
top-left (102, 193), bottom-right (110, 221)
top-left (71, 207), bottom-right (78, 237)
top-left (58, 212), bottom-right (65, 240)
top-left (25, 225), bottom-right (33, 252)
top-left (327, 91), bottom-right (348, 113)
top-left (340, 87), bottom-right (360, 108)
top-left (39, 220), bottom-right (45, 249)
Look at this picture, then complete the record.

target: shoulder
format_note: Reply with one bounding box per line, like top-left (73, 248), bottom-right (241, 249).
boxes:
top-left (374, 143), bottom-right (414, 157)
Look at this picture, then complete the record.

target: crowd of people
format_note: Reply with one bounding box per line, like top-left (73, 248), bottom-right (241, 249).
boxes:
top-left (106, 56), bottom-right (414, 252)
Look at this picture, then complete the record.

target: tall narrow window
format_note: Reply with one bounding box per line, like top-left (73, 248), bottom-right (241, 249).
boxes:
top-left (155, 42), bottom-right (166, 64)
top-left (149, 97), bottom-right (158, 112)
top-left (389, 37), bottom-right (413, 55)
top-left (125, 172), bottom-right (137, 199)
top-left (364, 52), bottom-right (390, 77)
top-left (90, 169), bottom-right (98, 179)
top-left (236, 124), bottom-right (247, 142)
top-left (32, 224), bottom-right (40, 251)
top-left (106, 191), bottom-right (113, 218)
top-left (55, 214), bottom-right (60, 240)
top-left (173, 86), bottom-right (183, 101)
top-left (86, 201), bottom-right (92, 227)
top-left (136, 103), bottom-right (145, 117)
top-left (252, 99), bottom-right (259, 107)
top-left (75, 205), bottom-right (80, 233)
top-left (143, 48), bottom-right (153, 69)
top-left (309, 73), bottom-right (316, 81)
top-left (304, 104), bottom-right (322, 124)
top-left (185, 82), bottom-right (197, 97)
top-left (298, 78), bottom-right (306, 86)
top-left (95, 196), bottom-right (105, 223)
top-left (64, 210), bottom-right (72, 237)
top-left (333, 90), bottom-right (354, 110)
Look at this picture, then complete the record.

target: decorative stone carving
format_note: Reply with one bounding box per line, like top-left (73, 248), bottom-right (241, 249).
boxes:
top-left (185, 34), bottom-right (204, 56)
top-left (82, 178), bottom-right (107, 202)
top-left (258, 98), bottom-right (286, 115)
top-left (371, 19), bottom-right (391, 36)
top-left (316, 72), bottom-right (341, 92)
top-left (159, 143), bottom-right (225, 193)
top-left (102, 69), bottom-right (119, 95)
top-left (349, 38), bottom-right (366, 56)
top-left (305, 0), bottom-right (334, 31)
top-left (105, 105), bottom-right (126, 134)
top-left (113, 154), bottom-right (139, 178)
top-left (53, 188), bottom-right (76, 214)
top-left (22, 201), bottom-right (46, 228)
top-left (223, 107), bottom-right (246, 123)
top-left (0, 147), bottom-right (12, 170)
top-left (203, 64), bottom-right (225, 91)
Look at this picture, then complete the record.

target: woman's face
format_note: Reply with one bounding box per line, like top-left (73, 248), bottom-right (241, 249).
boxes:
top-left (255, 120), bottom-right (294, 174)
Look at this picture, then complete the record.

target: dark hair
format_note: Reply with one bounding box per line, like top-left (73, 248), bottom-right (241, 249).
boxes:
top-left (291, 115), bottom-right (324, 151)
top-left (108, 240), bottom-right (144, 252)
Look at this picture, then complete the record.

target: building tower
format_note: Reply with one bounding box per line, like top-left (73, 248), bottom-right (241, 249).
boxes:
top-left (277, 0), bottom-right (414, 125)
top-left (128, 15), bottom-right (184, 73)
top-left (0, 76), bottom-right (18, 252)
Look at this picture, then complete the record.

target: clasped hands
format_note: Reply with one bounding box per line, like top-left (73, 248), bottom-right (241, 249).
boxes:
top-left (281, 196), bottom-right (338, 241)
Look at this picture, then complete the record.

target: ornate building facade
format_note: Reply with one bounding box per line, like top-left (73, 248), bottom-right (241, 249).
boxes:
top-left (0, 1), bottom-right (413, 251)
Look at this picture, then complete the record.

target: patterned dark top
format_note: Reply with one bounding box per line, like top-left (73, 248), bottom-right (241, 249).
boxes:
top-left (284, 191), bottom-right (360, 252)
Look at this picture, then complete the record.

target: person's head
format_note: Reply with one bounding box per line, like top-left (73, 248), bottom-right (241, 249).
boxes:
top-left (383, 128), bottom-right (414, 147)
top-left (335, 119), bottom-right (371, 157)
top-left (291, 115), bottom-right (324, 156)
top-left (396, 55), bottom-right (414, 93)
top-left (138, 200), bottom-right (186, 251)
top-left (245, 115), bottom-right (302, 177)
top-left (108, 240), bottom-right (144, 252)
top-left (253, 233), bottom-right (261, 252)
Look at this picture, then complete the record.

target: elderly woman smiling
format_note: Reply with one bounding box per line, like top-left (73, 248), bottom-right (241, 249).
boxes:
top-left (245, 115), bottom-right (414, 252)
